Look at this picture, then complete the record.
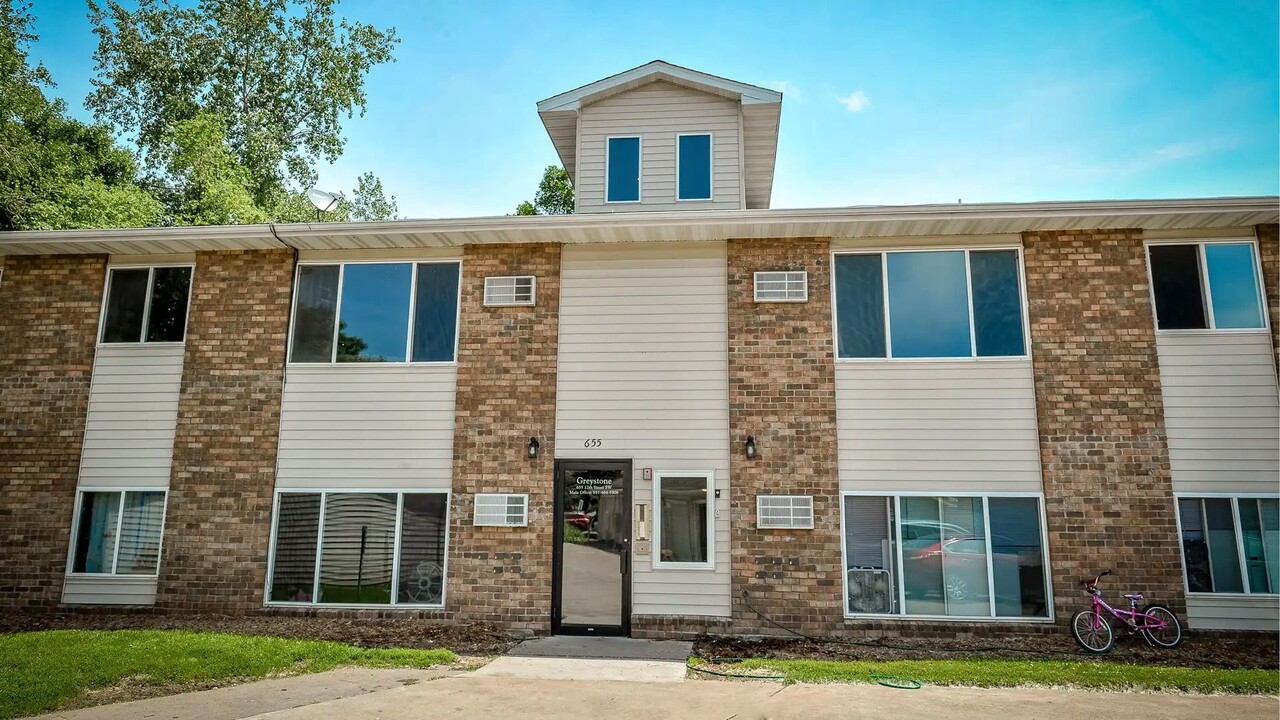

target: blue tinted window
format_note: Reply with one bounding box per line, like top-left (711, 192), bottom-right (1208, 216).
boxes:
top-left (337, 263), bottom-right (412, 362)
top-left (678, 134), bottom-right (711, 200)
top-left (412, 262), bottom-right (460, 362)
top-left (607, 137), bottom-right (640, 202)
top-left (970, 250), bottom-right (1025, 356)
top-left (834, 254), bottom-right (886, 358)
top-left (887, 251), bottom-right (972, 358)
top-left (1204, 243), bottom-right (1264, 329)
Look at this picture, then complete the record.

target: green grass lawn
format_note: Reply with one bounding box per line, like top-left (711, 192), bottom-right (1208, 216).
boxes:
top-left (716, 658), bottom-right (1279, 694)
top-left (0, 630), bottom-right (456, 720)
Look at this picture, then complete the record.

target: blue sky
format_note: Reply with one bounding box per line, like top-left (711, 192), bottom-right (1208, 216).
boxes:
top-left (29, 0), bottom-right (1280, 219)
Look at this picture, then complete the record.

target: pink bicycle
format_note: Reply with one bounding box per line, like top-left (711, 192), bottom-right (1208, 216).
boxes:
top-left (1070, 570), bottom-right (1183, 654)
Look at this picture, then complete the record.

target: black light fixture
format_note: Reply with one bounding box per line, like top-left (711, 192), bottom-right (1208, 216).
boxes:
top-left (745, 435), bottom-right (757, 459)
top-left (527, 436), bottom-right (540, 459)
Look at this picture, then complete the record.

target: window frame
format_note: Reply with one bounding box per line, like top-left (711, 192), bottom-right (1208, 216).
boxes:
top-left (97, 263), bottom-right (195, 345)
top-left (830, 245), bottom-right (1031, 362)
top-left (64, 487), bottom-right (169, 579)
top-left (1173, 492), bottom-right (1280, 598)
top-left (1144, 238), bottom-right (1270, 334)
top-left (286, 259), bottom-right (463, 366)
top-left (839, 490), bottom-right (1055, 622)
top-left (652, 471), bottom-right (716, 571)
top-left (604, 135), bottom-right (643, 204)
top-left (675, 132), bottom-right (713, 202)
top-left (263, 488), bottom-right (452, 609)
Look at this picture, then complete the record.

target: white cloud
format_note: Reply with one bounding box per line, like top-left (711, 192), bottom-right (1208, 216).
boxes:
top-left (837, 90), bottom-right (869, 112)
top-left (769, 80), bottom-right (801, 99)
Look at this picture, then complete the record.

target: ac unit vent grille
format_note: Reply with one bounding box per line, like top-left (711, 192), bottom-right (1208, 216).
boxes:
top-left (484, 276), bottom-right (536, 306)
top-left (754, 271), bottom-right (807, 302)
top-left (756, 494), bottom-right (814, 529)
top-left (474, 493), bottom-right (528, 527)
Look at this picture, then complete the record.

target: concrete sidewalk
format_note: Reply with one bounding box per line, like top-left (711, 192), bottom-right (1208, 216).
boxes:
top-left (35, 670), bottom-right (1277, 720)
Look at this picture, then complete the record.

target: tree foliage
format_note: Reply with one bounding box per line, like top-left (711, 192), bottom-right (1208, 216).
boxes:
top-left (516, 165), bottom-right (573, 215)
top-left (87, 0), bottom-right (399, 203)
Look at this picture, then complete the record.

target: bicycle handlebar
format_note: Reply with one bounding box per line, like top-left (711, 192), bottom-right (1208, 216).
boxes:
top-left (1080, 569), bottom-right (1112, 586)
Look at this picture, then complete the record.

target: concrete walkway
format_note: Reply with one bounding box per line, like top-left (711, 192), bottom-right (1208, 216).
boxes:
top-left (35, 669), bottom-right (1277, 720)
top-left (474, 636), bottom-right (693, 682)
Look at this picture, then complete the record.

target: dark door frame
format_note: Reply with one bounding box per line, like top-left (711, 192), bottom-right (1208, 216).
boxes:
top-left (552, 459), bottom-right (632, 637)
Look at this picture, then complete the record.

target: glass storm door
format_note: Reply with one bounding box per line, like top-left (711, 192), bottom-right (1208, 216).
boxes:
top-left (553, 461), bottom-right (631, 635)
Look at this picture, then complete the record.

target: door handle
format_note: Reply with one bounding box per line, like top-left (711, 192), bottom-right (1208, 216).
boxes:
top-left (620, 548), bottom-right (629, 575)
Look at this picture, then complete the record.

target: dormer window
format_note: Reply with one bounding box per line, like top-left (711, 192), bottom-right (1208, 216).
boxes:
top-left (677, 133), bottom-right (712, 201)
top-left (606, 136), bottom-right (641, 202)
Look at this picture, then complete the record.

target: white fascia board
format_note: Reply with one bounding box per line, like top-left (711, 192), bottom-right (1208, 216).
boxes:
top-left (537, 60), bottom-right (780, 113)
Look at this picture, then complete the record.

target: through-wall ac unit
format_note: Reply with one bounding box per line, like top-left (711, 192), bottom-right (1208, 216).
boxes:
top-left (756, 495), bottom-right (814, 529)
top-left (483, 276), bottom-right (535, 306)
top-left (753, 271), bottom-right (808, 302)
top-left (473, 493), bottom-right (528, 527)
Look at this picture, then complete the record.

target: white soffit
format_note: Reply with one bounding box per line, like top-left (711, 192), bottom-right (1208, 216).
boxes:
top-left (0, 197), bottom-right (1275, 256)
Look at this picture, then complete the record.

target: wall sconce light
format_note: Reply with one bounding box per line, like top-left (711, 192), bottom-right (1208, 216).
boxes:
top-left (527, 436), bottom-right (540, 459)
top-left (745, 435), bottom-right (757, 459)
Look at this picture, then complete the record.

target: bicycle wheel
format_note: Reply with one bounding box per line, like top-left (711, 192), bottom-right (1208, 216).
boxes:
top-left (1140, 604), bottom-right (1183, 648)
top-left (1071, 609), bottom-right (1115, 654)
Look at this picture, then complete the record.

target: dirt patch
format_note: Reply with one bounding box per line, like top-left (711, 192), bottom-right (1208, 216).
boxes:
top-left (694, 632), bottom-right (1278, 670)
top-left (0, 613), bottom-right (520, 655)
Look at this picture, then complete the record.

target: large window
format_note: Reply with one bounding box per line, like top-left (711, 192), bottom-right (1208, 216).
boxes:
top-left (606, 136), bottom-right (641, 203)
top-left (1148, 241), bottom-right (1266, 330)
top-left (100, 266), bottom-right (193, 343)
top-left (677, 133), bottom-right (712, 201)
top-left (69, 490), bottom-right (167, 575)
top-left (834, 249), bottom-right (1026, 359)
top-left (842, 494), bottom-right (1049, 618)
top-left (654, 472), bottom-right (714, 569)
top-left (267, 491), bottom-right (450, 606)
top-left (288, 262), bottom-right (461, 363)
top-left (1177, 496), bottom-right (1278, 595)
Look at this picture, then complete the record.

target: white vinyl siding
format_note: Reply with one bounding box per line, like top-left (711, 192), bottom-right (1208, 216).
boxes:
top-left (1156, 332), bottom-right (1279, 495)
top-left (62, 575), bottom-right (157, 606)
top-left (276, 365), bottom-right (457, 488)
top-left (576, 82), bottom-right (742, 213)
top-left (555, 242), bottom-right (731, 617)
top-left (835, 360), bottom-right (1043, 492)
top-left (1184, 595), bottom-right (1279, 631)
top-left (78, 345), bottom-right (184, 487)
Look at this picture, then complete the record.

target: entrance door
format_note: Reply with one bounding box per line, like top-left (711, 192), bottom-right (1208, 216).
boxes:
top-left (553, 460), bottom-right (631, 635)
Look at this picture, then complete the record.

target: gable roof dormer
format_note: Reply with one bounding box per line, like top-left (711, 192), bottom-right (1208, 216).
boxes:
top-left (538, 60), bottom-right (782, 211)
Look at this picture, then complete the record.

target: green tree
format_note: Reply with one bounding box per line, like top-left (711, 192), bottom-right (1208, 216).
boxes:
top-left (345, 171), bottom-right (398, 221)
top-left (0, 1), bottom-right (162, 230)
top-left (87, 0), bottom-right (399, 204)
top-left (515, 165), bottom-right (573, 215)
top-left (153, 112), bottom-right (267, 225)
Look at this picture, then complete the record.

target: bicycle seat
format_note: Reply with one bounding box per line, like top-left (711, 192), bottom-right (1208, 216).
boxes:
top-left (1124, 593), bottom-right (1144, 600)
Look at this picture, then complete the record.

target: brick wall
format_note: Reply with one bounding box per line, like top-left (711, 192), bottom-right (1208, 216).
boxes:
top-left (0, 255), bottom-right (105, 609)
top-left (726, 238), bottom-right (843, 636)
top-left (155, 249), bottom-right (295, 612)
top-left (447, 243), bottom-right (561, 634)
top-left (1022, 229), bottom-right (1184, 621)
top-left (1256, 223), bottom-right (1278, 367)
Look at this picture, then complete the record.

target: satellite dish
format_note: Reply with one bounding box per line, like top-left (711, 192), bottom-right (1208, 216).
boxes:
top-left (307, 188), bottom-right (342, 213)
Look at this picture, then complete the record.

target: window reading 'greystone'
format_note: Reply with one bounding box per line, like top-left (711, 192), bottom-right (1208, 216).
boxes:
top-left (100, 266), bottom-right (192, 344)
top-left (288, 262), bottom-right (461, 363)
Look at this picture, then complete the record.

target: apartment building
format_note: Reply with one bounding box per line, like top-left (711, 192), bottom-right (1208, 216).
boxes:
top-left (1, 61), bottom-right (1276, 638)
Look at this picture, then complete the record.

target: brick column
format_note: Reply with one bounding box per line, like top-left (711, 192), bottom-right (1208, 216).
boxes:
top-left (156, 249), bottom-right (295, 612)
top-left (1256, 223), bottom-right (1279, 367)
top-left (0, 255), bottom-right (106, 609)
top-left (448, 243), bottom-right (561, 634)
top-left (727, 238), bottom-right (842, 636)
top-left (1022, 229), bottom-right (1183, 621)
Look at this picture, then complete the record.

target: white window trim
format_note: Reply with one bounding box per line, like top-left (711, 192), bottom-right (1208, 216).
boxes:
top-left (652, 471), bottom-right (716, 571)
top-left (830, 246), bottom-right (1032, 363)
top-left (286, 259), bottom-right (463, 366)
top-left (1172, 492), bottom-right (1280, 598)
top-left (263, 488), bottom-right (452, 610)
top-left (604, 135), bottom-right (642, 204)
top-left (753, 271), bottom-right (808, 303)
top-left (97, 264), bottom-right (195, 346)
top-left (64, 487), bottom-right (169, 579)
top-left (838, 490), bottom-right (1055, 623)
top-left (1143, 238), bottom-right (1270, 334)
top-left (483, 276), bottom-right (536, 307)
top-left (675, 132), bottom-right (713, 202)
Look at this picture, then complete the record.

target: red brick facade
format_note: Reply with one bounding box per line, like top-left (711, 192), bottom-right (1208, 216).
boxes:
top-left (1256, 223), bottom-right (1279, 367)
top-left (155, 249), bottom-right (295, 612)
top-left (726, 238), bottom-right (844, 636)
top-left (0, 255), bottom-right (106, 609)
top-left (447, 243), bottom-right (561, 633)
top-left (1022, 229), bottom-right (1184, 620)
